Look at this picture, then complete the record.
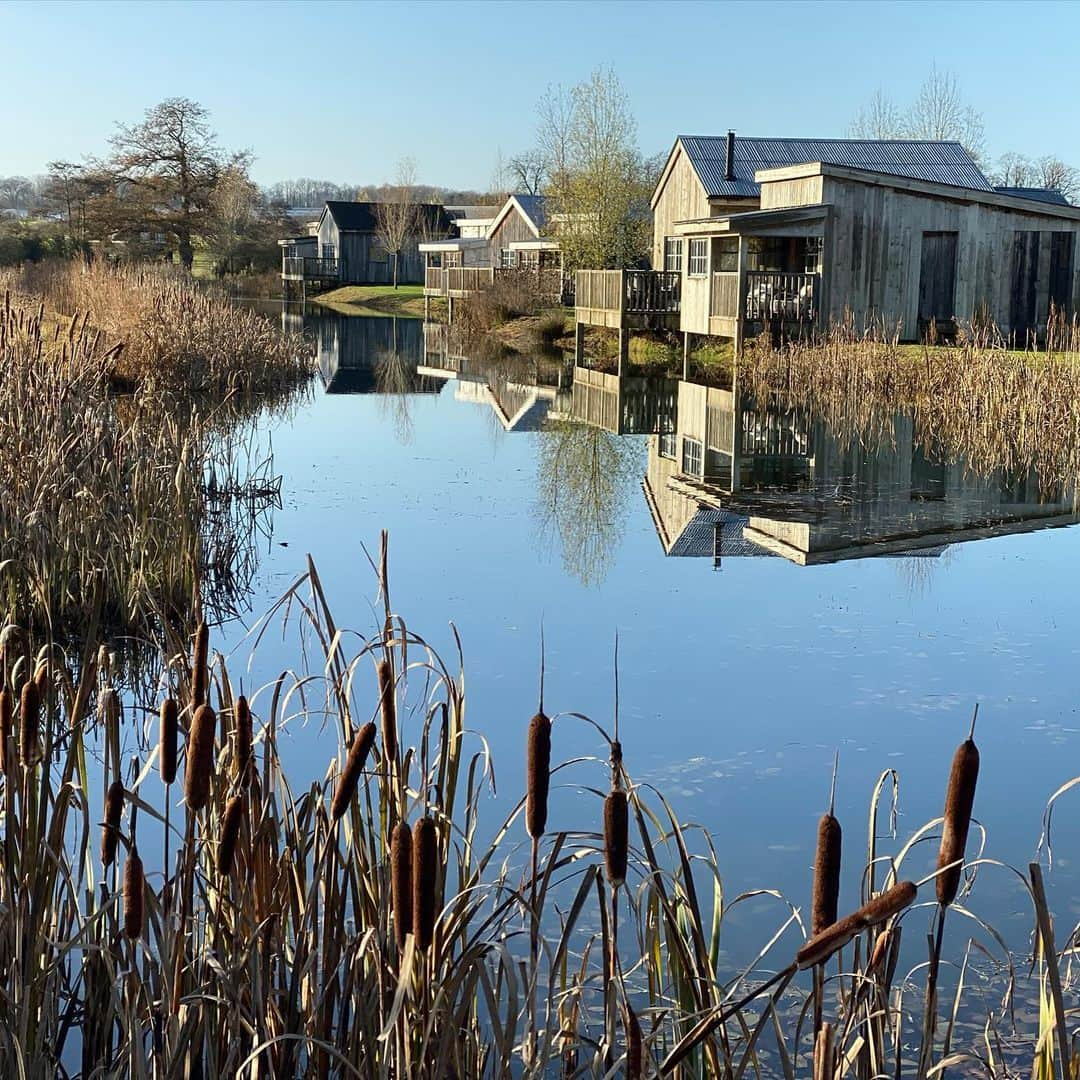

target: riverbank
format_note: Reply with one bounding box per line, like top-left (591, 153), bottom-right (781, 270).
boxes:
top-left (310, 283), bottom-right (440, 318)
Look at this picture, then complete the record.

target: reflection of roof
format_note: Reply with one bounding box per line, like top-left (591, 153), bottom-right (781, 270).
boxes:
top-left (678, 136), bottom-right (992, 198)
top-left (667, 507), bottom-right (775, 558)
top-left (993, 186), bottom-right (1071, 206)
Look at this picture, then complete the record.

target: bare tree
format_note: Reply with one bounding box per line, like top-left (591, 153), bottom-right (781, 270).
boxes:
top-left (108, 97), bottom-right (248, 268)
top-left (507, 151), bottom-right (547, 196)
top-left (849, 67), bottom-right (984, 162)
top-left (0, 176), bottom-right (33, 211)
top-left (992, 152), bottom-right (1077, 202)
top-left (374, 157), bottom-right (418, 290)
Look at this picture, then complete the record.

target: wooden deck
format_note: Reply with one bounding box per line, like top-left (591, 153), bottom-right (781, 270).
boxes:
top-left (575, 270), bottom-right (681, 330)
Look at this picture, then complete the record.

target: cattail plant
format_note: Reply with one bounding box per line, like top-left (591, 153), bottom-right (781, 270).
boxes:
top-left (123, 850), bottom-right (144, 940)
top-left (19, 678), bottom-right (40, 766)
top-left (185, 703), bottom-right (216, 812)
top-left (936, 718), bottom-right (980, 907)
top-left (391, 820), bottom-right (413, 951)
top-left (101, 781), bottom-right (124, 869)
top-left (0, 686), bottom-right (11, 772)
top-left (526, 711), bottom-right (551, 840)
top-left (604, 789), bottom-right (629, 888)
top-left (234, 695), bottom-right (252, 786)
top-left (812, 757), bottom-right (842, 936)
top-left (330, 721), bottom-right (376, 821)
top-left (218, 796), bottom-right (243, 875)
top-left (376, 659), bottom-right (397, 767)
top-left (412, 816), bottom-right (437, 951)
top-left (626, 1004), bottom-right (643, 1079)
top-left (797, 880), bottom-right (917, 969)
top-left (191, 621), bottom-right (209, 710)
top-left (159, 697), bottom-right (178, 785)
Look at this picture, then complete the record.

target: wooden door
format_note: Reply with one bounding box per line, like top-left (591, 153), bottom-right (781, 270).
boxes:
top-left (918, 232), bottom-right (958, 327)
top-left (1009, 231), bottom-right (1041, 338)
top-left (1049, 232), bottom-right (1075, 316)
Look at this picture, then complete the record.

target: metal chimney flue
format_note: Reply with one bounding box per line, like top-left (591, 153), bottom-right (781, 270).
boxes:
top-left (725, 130), bottom-right (736, 182)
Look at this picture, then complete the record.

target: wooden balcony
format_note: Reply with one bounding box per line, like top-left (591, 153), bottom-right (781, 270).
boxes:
top-left (282, 256), bottom-right (339, 282)
top-left (575, 269), bottom-right (681, 329)
top-left (424, 267), bottom-right (448, 296)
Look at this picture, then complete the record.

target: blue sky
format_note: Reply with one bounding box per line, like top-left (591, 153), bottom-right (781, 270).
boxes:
top-left (2, 0), bottom-right (1078, 189)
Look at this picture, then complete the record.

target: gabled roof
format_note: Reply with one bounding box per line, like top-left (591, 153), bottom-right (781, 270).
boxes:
top-left (446, 204), bottom-right (501, 220)
top-left (994, 186), bottom-right (1071, 206)
top-left (322, 201), bottom-right (457, 233)
top-left (488, 193), bottom-right (548, 238)
top-left (673, 135), bottom-right (994, 199)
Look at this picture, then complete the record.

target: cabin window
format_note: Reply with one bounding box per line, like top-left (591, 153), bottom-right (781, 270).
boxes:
top-left (664, 238), bottom-right (683, 274)
top-left (427, 253), bottom-right (443, 268)
top-left (320, 244), bottom-right (336, 262)
top-left (681, 437), bottom-right (703, 476)
top-left (748, 237), bottom-right (786, 271)
top-left (659, 431), bottom-right (676, 459)
top-left (688, 239), bottom-right (708, 277)
top-left (804, 237), bottom-right (823, 274)
top-left (714, 238), bottom-right (738, 273)
top-left (501, 248), bottom-right (516, 268)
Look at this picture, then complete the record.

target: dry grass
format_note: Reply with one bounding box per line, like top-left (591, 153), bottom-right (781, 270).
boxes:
top-left (0, 539), bottom-right (1076, 1077)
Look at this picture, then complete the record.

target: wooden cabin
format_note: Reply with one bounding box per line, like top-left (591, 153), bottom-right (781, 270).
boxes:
top-left (576, 133), bottom-right (1080, 352)
top-left (420, 194), bottom-right (568, 316)
top-left (282, 201), bottom-right (455, 296)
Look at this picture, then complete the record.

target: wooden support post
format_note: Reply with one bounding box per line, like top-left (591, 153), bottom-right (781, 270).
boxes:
top-left (617, 328), bottom-right (629, 376)
top-left (448, 296), bottom-right (454, 325)
top-left (734, 235), bottom-right (749, 357)
top-left (575, 321), bottom-right (585, 366)
top-left (424, 295), bottom-right (430, 320)
top-left (683, 332), bottom-right (691, 380)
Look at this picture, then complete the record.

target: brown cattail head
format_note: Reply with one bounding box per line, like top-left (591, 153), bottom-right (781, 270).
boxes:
top-left (391, 820), bottom-right (413, 951)
top-left (218, 796), bottom-right (244, 875)
top-left (18, 679), bottom-right (40, 766)
top-left (936, 738), bottom-right (979, 906)
top-left (869, 928), bottom-right (892, 975)
top-left (101, 781), bottom-right (124, 868)
top-left (526, 711), bottom-right (552, 840)
top-left (0, 687), bottom-right (11, 772)
top-left (330, 721), bottom-right (377, 821)
top-left (185, 703), bottom-right (217, 812)
top-left (812, 812), bottom-right (842, 936)
top-left (235, 695), bottom-right (252, 786)
top-left (376, 659), bottom-right (397, 766)
top-left (159, 697), bottom-right (178, 785)
top-left (191, 621), bottom-right (209, 710)
top-left (412, 816), bottom-right (438, 951)
top-left (123, 850), bottom-right (144, 939)
top-left (797, 881), bottom-right (917, 969)
top-left (626, 1003), bottom-right (643, 1079)
top-left (604, 789), bottom-right (629, 888)
top-left (99, 686), bottom-right (120, 729)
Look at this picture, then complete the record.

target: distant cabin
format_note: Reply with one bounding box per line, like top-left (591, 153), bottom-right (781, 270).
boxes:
top-left (575, 132), bottom-right (1080, 352)
top-left (281, 201), bottom-right (456, 294)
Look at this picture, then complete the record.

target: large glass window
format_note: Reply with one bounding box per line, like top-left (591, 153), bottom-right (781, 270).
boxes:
top-left (715, 237), bottom-right (738, 273)
top-left (688, 239), bottom-right (708, 277)
top-left (664, 237), bottom-right (683, 274)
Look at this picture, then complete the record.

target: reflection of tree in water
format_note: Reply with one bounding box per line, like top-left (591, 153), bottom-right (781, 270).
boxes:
top-left (375, 347), bottom-right (415, 445)
top-left (536, 421), bottom-right (644, 586)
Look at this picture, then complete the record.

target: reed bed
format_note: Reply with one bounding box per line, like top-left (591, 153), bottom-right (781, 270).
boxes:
top-left (0, 259), bottom-right (314, 395)
top-left (0, 290), bottom-right (290, 646)
top-left (0, 538), bottom-right (1077, 1078)
top-left (739, 317), bottom-right (1080, 494)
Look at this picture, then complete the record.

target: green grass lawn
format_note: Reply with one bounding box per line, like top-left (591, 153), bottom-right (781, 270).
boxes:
top-left (312, 284), bottom-right (432, 317)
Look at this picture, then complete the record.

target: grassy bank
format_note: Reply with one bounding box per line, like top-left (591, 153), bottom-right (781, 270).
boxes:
top-left (312, 283), bottom-right (437, 318)
top-left (0, 541), bottom-right (1075, 1076)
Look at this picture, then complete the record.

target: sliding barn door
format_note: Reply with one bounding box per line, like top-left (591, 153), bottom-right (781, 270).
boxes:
top-left (917, 231), bottom-right (959, 331)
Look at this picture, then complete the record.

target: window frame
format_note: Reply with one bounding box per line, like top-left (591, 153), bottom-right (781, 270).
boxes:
top-left (681, 436), bottom-right (703, 476)
top-left (688, 239), bottom-right (709, 278)
top-left (663, 237), bottom-right (683, 274)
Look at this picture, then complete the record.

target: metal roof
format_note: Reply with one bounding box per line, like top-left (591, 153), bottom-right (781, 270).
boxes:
top-left (513, 193), bottom-right (547, 230)
top-left (323, 201), bottom-right (457, 233)
top-left (994, 186), bottom-right (1071, 206)
top-left (446, 204), bottom-right (500, 219)
top-left (668, 508), bottom-right (774, 558)
top-left (678, 136), bottom-right (994, 198)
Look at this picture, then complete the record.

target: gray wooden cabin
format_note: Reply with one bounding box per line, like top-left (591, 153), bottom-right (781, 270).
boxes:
top-left (575, 133), bottom-right (1080, 354)
top-left (282, 201), bottom-right (456, 295)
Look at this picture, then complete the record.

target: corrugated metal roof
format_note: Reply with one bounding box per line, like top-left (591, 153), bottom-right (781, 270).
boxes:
top-left (994, 186), bottom-right (1071, 206)
top-left (668, 508), bottom-right (773, 558)
top-left (679, 136), bottom-right (994, 198)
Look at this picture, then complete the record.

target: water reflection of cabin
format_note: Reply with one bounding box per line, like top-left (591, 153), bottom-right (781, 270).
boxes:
top-left (643, 379), bottom-right (1079, 565)
top-left (575, 133), bottom-right (1080, 358)
top-left (316, 316), bottom-right (443, 395)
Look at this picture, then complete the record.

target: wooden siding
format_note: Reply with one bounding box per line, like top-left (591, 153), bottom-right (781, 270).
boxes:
top-left (651, 145), bottom-right (714, 267)
top-left (488, 205), bottom-right (538, 263)
top-left (318, 213), bottom-right (433, 285)
top-left (818, 175), bottom-right (1080, 338)
top-left (759, 175), bottom-right (824, 210)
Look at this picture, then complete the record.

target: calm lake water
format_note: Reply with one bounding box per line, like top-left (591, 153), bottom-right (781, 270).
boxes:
top-left (220, 305), bottom-right (1080, 959)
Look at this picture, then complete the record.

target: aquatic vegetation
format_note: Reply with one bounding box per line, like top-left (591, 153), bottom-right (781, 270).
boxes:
top-left (0, 541), bottom-right (1076, 1077)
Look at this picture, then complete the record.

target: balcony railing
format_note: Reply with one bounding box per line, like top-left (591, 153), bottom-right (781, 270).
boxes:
top-left (282, 256), bottom-right (339, 280)
top-left (425, 267), bottom-right (447, 294)
top-left (745, 272), bottom-right (818, 322)
top-left (575, 270), bottom-right (680, 316)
